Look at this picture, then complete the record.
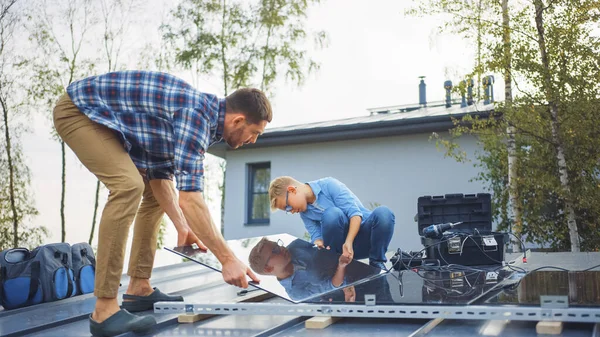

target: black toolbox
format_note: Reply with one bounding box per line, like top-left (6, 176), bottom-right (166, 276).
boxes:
top-left (416, 193), bottom-right (508, 266)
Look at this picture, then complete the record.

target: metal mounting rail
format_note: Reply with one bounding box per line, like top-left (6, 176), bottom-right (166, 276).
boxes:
top-left (155, 301), bottom-right (600, 323)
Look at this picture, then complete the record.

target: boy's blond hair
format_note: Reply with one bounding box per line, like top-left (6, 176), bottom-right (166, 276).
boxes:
top-left (269, 176), bottom-right (302, 211)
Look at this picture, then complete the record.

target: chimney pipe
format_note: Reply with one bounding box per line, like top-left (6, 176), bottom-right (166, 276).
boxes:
top-left (418, 76), bottom-right (427, 107)
top-left (483, 75), bottom-right (495, 104)
top-left (444, 80), bottom-right (453, 108)
top-left (460, 80), bottom-right (467, 107)
top-left (467, 78), bottom-right (474, 106)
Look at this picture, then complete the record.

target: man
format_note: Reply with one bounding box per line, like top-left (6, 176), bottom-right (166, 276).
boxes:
top-left (268, 176), bottom-right (395, 270)
top-left (248, 237), bottom-right (352, 301)
top-left (53, 70), bottom-right (269, 337)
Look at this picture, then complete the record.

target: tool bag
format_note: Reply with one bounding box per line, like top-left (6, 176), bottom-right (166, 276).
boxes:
top-left (0, 242), bottom-right (95, 310)
top-left (71, 242), bottom-right (96, 295)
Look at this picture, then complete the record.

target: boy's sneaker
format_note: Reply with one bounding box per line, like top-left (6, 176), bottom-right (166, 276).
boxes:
top-left (369, 260), bottom-right (387, 271)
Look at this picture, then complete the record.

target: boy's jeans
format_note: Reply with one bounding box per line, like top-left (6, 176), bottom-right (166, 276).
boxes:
top-left (321, 206), bottom-right (395, 262)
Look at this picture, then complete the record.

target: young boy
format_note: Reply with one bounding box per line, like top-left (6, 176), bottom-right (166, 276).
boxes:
top-left (268, 176), bottom-right (395, 269)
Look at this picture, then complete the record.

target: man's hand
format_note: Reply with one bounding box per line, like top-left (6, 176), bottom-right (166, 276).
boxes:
top-left (342, 241), bottom-right (354, 260)
top-left (177, 226), bottom-right (207, 251)
top-left (221, 257), bottom-right (260, 288)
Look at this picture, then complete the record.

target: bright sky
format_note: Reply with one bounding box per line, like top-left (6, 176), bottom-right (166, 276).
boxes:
top-left (18, 0), bottom-right (498, 266)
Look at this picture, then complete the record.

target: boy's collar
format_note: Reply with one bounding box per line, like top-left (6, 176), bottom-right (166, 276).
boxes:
top-left (305, 182), bottom-right (321, 202)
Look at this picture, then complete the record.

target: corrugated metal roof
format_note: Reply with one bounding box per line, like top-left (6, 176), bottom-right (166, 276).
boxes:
top-left (2, 252), bottom-right (598, 337)
top-left (266, 102), bottom-right (494, 134)
top-left (208, 102), bottom-right (495, 157)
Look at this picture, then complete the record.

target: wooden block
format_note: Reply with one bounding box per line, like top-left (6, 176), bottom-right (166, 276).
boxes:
top-left (408, 318), bottom-right (445, 337)
top-left (178, 290), bottom-right (274, 323)
top-left (536, 321), bottom-right (563, 335)
top-left (305, 316), bottom-right (342, 329)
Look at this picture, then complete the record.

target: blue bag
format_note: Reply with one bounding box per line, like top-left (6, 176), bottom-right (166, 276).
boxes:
top-left (71, 242), bottom-right (95, 295)
top-left (0, 242), bottom-right (88, 310)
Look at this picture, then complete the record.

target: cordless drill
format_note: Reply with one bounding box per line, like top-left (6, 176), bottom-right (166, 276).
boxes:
top-left (421, 222), bottom-right (462, 239)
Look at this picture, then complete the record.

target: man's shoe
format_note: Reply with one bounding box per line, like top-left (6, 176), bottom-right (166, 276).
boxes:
top-left (89, 309), bottom-right (156, 337)
top-left (122, 287), bottom-right (184, 312)
top-left (369, 260), bottom-right (387, 271)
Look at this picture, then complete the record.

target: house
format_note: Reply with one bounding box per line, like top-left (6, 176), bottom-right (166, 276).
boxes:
top-left (209, 78), bottom-right (496, 252)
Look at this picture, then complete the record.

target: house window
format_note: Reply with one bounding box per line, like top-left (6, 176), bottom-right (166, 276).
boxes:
top-left (247, 162), bottom-right (270, 225)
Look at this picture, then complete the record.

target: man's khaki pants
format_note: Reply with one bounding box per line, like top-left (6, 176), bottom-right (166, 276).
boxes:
top-left (53, 94), bottom-right (165, 298)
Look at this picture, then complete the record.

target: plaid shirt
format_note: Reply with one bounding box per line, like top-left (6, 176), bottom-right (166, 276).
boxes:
top-left (67, 70), bottom-right (226, 192)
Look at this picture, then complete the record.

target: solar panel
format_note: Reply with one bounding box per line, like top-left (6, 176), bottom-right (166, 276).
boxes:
top-left (166, 233), bottom-right (599, 308)
top-left (166, 233), bottom-right (383, 303)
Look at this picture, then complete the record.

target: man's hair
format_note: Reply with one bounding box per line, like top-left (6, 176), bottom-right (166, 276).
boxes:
top-left (225, 88), bottom-right (273, 124)
top-left (248, 237), bottom-right (273, 275)
top-left (268, 176), bottom-right (302, 211)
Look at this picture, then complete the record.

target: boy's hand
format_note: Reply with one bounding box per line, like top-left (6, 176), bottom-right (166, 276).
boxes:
top-left (338, 255), bottom-right (351, 267)
top-left (342, 242), bottom-right (354, 260)
top-left (315, 239), bottom-right (326, 249)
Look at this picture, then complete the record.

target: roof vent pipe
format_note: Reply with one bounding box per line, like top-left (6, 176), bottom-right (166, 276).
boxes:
top-left (460, 80), bottom-right (467, 108)
top-left (467, 78), bottom-right (474, 106)
top-left (483, 75), bottom-right (495, 104)
top-left (418, 76), bottom-right (427, 107)
top-left (444, 80), bottom-right (453, 108)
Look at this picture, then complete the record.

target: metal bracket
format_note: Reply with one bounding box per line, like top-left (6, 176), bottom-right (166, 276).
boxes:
top-left (155, 301), bottom-right (600, 323)
top-left (365, 294), bottom-right (376, 306)
top-left (540, 295), bottom-right (569, 309)
top-left (482, 236), bottom-right (498, 252)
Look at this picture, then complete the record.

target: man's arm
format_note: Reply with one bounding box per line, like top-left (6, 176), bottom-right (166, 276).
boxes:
top-left (179, 191), bottom-right (259, 288)
top-left (148, 178), bottom-right (207, 249)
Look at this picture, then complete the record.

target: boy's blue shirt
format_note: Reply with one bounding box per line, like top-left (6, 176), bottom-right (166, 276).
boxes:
top-left (300, 177), bottom-right (371, 243)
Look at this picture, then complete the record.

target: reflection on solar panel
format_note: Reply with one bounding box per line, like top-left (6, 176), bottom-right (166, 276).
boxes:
top-left (167, 233), bottom-right (600, 308)
top-left (166, 233), bottom-right (382, 303)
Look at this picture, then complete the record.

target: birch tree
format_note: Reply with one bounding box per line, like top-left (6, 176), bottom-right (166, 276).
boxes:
top-left (0, 0), bottom-right (46, 250)
top-left (28, 0), bottom-right (97, 242)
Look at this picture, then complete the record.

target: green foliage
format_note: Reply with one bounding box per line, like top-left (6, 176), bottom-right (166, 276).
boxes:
top-left (156, 217), bottom-right (167, 250)
top-left (303, 231), bottom-right (310, 242)
top-left (0, 0), bottom-right (46, 250)
top-left (366, 202), bottom-right (381, 211)
top-left (26, 0), bottom-right (98, 243)
top-left (161, 0), bottom-right (327, 95)
top-left (410, 0), bottom-right (600, 251)
top-left (0, 138), bottom-right (46, 251)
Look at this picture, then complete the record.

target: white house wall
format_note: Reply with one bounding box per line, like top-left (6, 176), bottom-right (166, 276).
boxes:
top-left (223, 132), bottom-right (487, 253)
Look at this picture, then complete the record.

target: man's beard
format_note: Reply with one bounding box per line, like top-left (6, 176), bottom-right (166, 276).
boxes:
top-left (225, 126), bottom-right (244, 148)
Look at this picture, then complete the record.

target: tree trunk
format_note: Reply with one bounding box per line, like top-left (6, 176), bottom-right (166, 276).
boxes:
top-left (476, 0), bottom-right (482, 98)
top-left (89, 180), bottom-right (100, 244)
top-left (60, 140), bottom-right (66, 242)
top-left (501, 0), bottom-right (521, 252)
top-left (533, 0), bottom-right (580, 251)
top-left (219, 161), bottom-right (226, 234)
top-left (1, 94), bottom-right (19, 248)
top-left (220, 0), bottom-right (228, 96)
top-left (219, 0), bottom-right (228, 234)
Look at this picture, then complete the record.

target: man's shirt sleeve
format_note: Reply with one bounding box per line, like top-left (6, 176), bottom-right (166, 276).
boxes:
top-left (172, 108), bottom-right (209, 191)
top-left (146, 167), bottom-right (174, 180)
top-left (300, 214), bottom-right (322, 243)
top-left (326, 178), bottom-right (363, 219)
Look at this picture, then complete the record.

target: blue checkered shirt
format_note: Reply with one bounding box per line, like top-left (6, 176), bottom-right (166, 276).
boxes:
top-left (67, 70), bottom-right (226, 192)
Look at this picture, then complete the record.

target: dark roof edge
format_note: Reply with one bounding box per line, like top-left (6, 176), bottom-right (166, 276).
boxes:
top-left (208, 111), bottom-right (489, 158)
